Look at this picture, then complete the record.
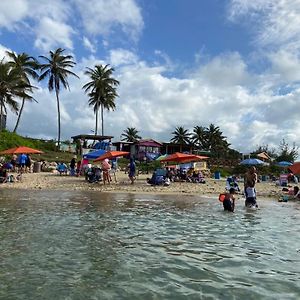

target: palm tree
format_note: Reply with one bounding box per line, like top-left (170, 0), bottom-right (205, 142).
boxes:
top-left (170, 126), bottom-right (191, 152)
top-left (6, 51), bottom-right (39, 133)
top-left (192, 125), bottom-right (207, 150)
top-left (121, 127), bottom-right (141, 142)
top-left (39, 48), bottom-right (79, 148)
top-left (205, 123), bottom-right (229, 157)
top-left (83, 64), bottom-right (119, 136)
top-left (0, 61), bottom-right (31, 131)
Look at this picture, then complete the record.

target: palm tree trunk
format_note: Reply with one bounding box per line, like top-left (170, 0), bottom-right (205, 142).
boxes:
top-left (55, 89), bottom-right (61, 149)
top-left (13, 97), bottom-right (25, 133)
top-left (0, 102), bottom-right (3, 131)
top-left (101, 104), bottom-right (104, 136)
top-left (95, 107), bottom-right (98, 136)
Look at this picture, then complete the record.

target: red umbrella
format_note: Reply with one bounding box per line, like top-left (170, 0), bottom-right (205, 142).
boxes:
top-left (160, 152), bottom-right (199, 163)
top-left (289, 162), bottom-right (300, 175)
top-left (0, 146), bottom-right (43, 154)
top-left (179, 155), bottom-right (209, 163)
top-left (94, 151), bottom-right (129, 162)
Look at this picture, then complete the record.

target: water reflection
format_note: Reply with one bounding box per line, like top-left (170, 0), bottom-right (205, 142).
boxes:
top-left (0, 189), bottom-right (300, 299)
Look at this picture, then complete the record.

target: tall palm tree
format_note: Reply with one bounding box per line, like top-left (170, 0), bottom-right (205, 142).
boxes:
top-left (170, 126), bottom-right (191, 152)
top-left (0, 61), bottom-right (31, 131)
top-left (6, 51), bottom-right (39, 133)
top-left (121, 127), bottom-right (141, 142)
top-left (83, 64), bottom-right (119, 136)
top-left (192, 125), bottom-right (207, 150)
top-left (39, 48), bottom-right (79, 148)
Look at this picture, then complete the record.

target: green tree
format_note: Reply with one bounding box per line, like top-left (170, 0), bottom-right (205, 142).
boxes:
top-left (83, 64), bottom-right (119, 136)
top-left (170, 126), bottom-right (191, 152)
top-left (0, 61), bottom-right (31, 131)
top-left (39, 48), bottom-right (79, 148)
top-left (276, 139), bottom-right (298, 163)
top-left (121, 127), bottom-right (141, 142)
top-left (6, 51), bottom-right (39, 133)
top-left (192, 125), bottom-right (207, 150)
top-left (205, 123), bottom-right (229, 156)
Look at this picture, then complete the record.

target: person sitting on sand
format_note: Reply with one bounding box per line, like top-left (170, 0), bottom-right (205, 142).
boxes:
top-left (223, 187), bottom-right (236, 212)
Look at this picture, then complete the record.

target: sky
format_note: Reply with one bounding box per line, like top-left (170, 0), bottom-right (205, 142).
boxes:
top-left (1, 0), bottom-right (300, 155)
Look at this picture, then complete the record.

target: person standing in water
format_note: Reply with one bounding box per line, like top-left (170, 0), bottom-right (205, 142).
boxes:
top-left (244, 166), bottom-right (258, 208)
top-left (128, 158), bottom-right (136, 184)
top-left (223, 188), bottom-right (236, 212)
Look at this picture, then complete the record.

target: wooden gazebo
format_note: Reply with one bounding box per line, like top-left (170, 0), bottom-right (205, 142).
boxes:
top-left (71, 134), bottom-right (114, 155)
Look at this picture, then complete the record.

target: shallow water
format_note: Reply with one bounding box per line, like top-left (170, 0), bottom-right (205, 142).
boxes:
top-left (0, 189), bottom-right (300, 300)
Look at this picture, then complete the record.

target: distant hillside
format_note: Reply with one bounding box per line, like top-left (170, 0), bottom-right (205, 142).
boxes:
top-left (0, 130), bottom-right (74, 162)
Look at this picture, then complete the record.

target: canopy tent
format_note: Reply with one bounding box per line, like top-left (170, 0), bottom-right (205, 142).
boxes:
top-left (94, 151), bottom-right (129, 162)
top-left (0, 146), bottom-right (43, 154)
top-left (82, 149), bottom-right (106, 160)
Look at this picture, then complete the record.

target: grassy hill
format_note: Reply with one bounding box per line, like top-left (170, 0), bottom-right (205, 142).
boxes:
top-left (0, 130), bottom-right (74, 163)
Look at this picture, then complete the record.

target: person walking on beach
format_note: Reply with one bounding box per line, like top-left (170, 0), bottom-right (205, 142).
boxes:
top-left (70, 156), bottom-right (76, 176)
top-left (244, 166), bottom-right (258, 208)
top-left (128, 158), bottom-right (136, 184)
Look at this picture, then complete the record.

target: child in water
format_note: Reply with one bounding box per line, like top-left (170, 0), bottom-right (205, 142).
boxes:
top-left (223, 187), bottom-right (236, 212)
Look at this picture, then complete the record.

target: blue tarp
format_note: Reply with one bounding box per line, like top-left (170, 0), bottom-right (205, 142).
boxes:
top-left (83, 149), bottom-right (106, 159)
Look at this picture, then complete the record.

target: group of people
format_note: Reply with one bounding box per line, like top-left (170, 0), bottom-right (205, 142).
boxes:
top-left (222, 166), bottom-right (259, 212)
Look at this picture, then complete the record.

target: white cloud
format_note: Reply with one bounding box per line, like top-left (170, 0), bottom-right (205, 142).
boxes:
top-left (0, 0), bottom-right (28, 28)
top-left (34, 17), bottom-right (75, 51)
top-left (83, 37), bottom-right (96, 54)
top-left (109, 49), bottom-right (138, 66)
top-left (228, 0), bottom-right (300, 49)
top-left (0, 44), bottom-right (11, 61)
top-left (74, 0), bottom-right (143, 41)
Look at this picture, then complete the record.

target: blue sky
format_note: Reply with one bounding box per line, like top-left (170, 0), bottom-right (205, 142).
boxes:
top-left (1, 0), bottom-right (300, 155)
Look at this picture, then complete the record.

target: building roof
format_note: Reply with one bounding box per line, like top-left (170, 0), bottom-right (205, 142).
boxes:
top-left (71, 134), bottom-right (114, 141)
top-left (138, 139), bottom-right (163, 147)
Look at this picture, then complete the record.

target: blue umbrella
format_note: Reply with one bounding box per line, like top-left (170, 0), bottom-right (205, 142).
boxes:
top-left (276, 161), bottom-right (293, 167)
top-left (240, 158), bottom-right (265, 165)
top-left (83, 149), bottom-right (106, 160)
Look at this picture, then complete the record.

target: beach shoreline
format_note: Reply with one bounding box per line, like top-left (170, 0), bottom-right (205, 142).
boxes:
top-left (0, 171), bottom-right (291, 199)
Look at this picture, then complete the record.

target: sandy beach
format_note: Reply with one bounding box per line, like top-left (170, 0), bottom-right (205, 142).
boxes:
top-left (0, 170), bottom-right (292, 199)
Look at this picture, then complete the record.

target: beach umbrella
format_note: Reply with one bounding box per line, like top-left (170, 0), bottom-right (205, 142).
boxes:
top-left (179, 155), bottom-right (209, 163)
top-left (160, 152), bottom-right (198, 163)
top-left (156, 154), bottom-right (168, 161)
top-left (289, 162), bottom-right (300, 175)
top-left (276, 161), bottom-right (293, 167)
top-left (240, 158), bottom-right (265, 165)
top-left (0, 146), bottom-right (43, 154)
top-left (94, 150), bottom-right (129, 162)
top-left (82, 149), bottom-right (106, 160)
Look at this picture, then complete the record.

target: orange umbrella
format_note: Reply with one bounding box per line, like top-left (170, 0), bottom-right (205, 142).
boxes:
top-left (94, 150), bottom-right (129, 162)
top-left (160, 152), bottom-right (198, 163)
top-left (0, 146), bottom-right (43, 154)
top-left (180, 155), bottom-right (209, 163)
top-left (289, 162), bottom-right (300, 175)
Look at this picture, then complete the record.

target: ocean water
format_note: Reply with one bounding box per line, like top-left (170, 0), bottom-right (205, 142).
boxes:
top-left (0, 189), bottom-right (299, 300)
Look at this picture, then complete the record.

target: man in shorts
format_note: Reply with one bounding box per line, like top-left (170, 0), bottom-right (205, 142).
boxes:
top-left (244, 166), bottom-right (258, 208)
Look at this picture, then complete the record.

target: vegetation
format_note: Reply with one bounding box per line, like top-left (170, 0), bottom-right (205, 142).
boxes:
top-left (6, 51), bottom-right (39, 133)
top-left (39, 48), bottom-right (79, 148)
top-left (121, 127), bottom-right (141, 142)
top-left (83, 64), bottom-right (119, 136)
top-left (170, 126), bottom-right (191, 152)
top-left (0, 60), bottom-right (32, 131)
